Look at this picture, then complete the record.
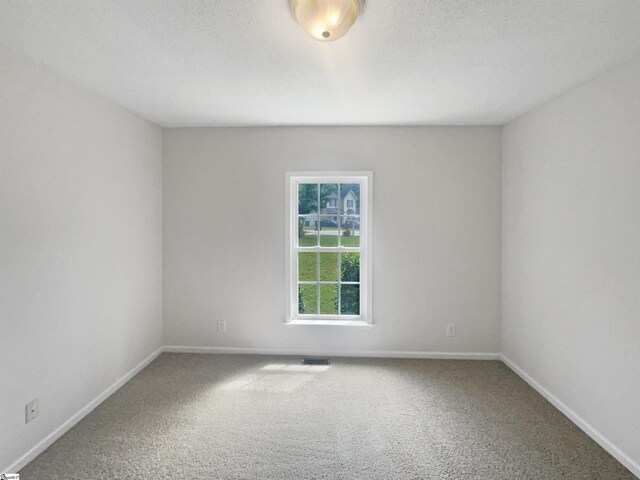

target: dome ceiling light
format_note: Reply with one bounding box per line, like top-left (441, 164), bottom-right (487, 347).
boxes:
top-left (288, 0), bottom-right (365, 42)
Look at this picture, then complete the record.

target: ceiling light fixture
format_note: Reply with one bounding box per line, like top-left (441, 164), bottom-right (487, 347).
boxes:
top-left (289, 0), bottom-right (364, 42)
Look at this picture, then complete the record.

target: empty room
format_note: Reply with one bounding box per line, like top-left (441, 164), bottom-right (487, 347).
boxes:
top-left (1, 1), bottom-right (639, 478)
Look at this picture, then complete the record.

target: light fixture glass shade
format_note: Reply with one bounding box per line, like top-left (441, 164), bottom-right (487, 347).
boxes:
top-left (289, 0), bottom-right (363, 42)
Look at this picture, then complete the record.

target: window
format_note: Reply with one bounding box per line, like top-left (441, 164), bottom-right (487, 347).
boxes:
top-left (285, 172), bottom-right (372, 325)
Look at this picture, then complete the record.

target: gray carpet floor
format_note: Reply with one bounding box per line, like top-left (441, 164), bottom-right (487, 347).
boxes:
top-left (20, 353), bottom-right (635, 479)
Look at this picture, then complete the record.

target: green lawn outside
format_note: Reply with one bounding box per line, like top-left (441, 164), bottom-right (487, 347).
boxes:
top-left (298, 252), bottom-right (338, 281)
top-left (297, 252), bottom-right (360, 315)
top-left (298, 282), bottom-right (338, 314)
top-left (299, 233), bottom-right (359, 247)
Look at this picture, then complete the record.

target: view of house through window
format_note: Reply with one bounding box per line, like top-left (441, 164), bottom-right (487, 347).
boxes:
top-left (287, 173), bottom-right (371, 323)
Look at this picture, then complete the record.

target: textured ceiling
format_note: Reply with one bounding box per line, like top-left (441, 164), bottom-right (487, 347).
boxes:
top-left (2, 1), bottom-right (640, 127)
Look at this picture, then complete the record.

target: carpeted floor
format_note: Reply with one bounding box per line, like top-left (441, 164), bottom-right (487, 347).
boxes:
top-left (20, 353), bottom-right (635, 479)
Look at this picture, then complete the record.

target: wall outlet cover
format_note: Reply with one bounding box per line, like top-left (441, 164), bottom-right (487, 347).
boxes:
top-left (25, 398), bottom-right (38, 423)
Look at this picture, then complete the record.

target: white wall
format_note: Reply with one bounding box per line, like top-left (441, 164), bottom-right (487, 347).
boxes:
top-left (0, 47), bottom-right (163, 470)
top-left (502, 53), bottom-right (640, 473)
top-left (163, 126), bottom-right (502, 355)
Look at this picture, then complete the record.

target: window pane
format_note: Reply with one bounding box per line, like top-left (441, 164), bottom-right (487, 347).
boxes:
top-left (340, 252), bottom-right (360, 282)
top-left (290, 176), bottom-right (367, 321)
top-left (319, 252), bottom-right (338, 281)
top-left (319, 215), bottom-right (339, 246)
top-left (298, 183), bottom-right (318, 215)
top-left (298, 215), bottom-right (317, 247)
top-left (340, 284), bottom-right (360, 315)
top-left (340, 183), bottom-right (360, 215)
top-left (298, 284), bottom-right (318, 314)
top-left (298, 252), bottom-right (317, 281)
top-left (340, 215), bottom-right (360, 247)
top-left (319, 283), bottom-right (338, 314)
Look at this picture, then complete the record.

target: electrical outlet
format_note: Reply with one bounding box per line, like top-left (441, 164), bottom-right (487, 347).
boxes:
top-left (446, 324), bottom-right (456, 337)
top-left (25, 398), bottom-right (38, 423)
top-left (217, 320), bottom-right (227, 333)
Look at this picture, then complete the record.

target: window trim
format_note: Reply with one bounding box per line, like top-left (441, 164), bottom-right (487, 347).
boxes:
top-left (285, 171), bottom-right (373, 325)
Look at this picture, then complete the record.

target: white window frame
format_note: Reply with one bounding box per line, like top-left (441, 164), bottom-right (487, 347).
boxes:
top-left (285, 172), bottom-right (373, 326)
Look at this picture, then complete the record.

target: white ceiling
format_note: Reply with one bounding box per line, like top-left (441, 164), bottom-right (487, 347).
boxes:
top-left (2, 1), bottom-right (640, 127)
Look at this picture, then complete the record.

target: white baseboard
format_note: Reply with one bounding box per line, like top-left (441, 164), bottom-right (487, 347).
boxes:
top-left (4, 347), bottom-right (164, 474)
top-left (501, 354), bottom-right (640, 479)
top-left (163, 345), bottom-right (501, 360)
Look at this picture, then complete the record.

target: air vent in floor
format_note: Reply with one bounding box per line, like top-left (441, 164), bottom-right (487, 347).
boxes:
top-left (302, 357), bottom-right (330, 365)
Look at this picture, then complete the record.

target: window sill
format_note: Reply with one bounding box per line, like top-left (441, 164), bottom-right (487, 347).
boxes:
top-left (285, 319), bottom-right (373, 327)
